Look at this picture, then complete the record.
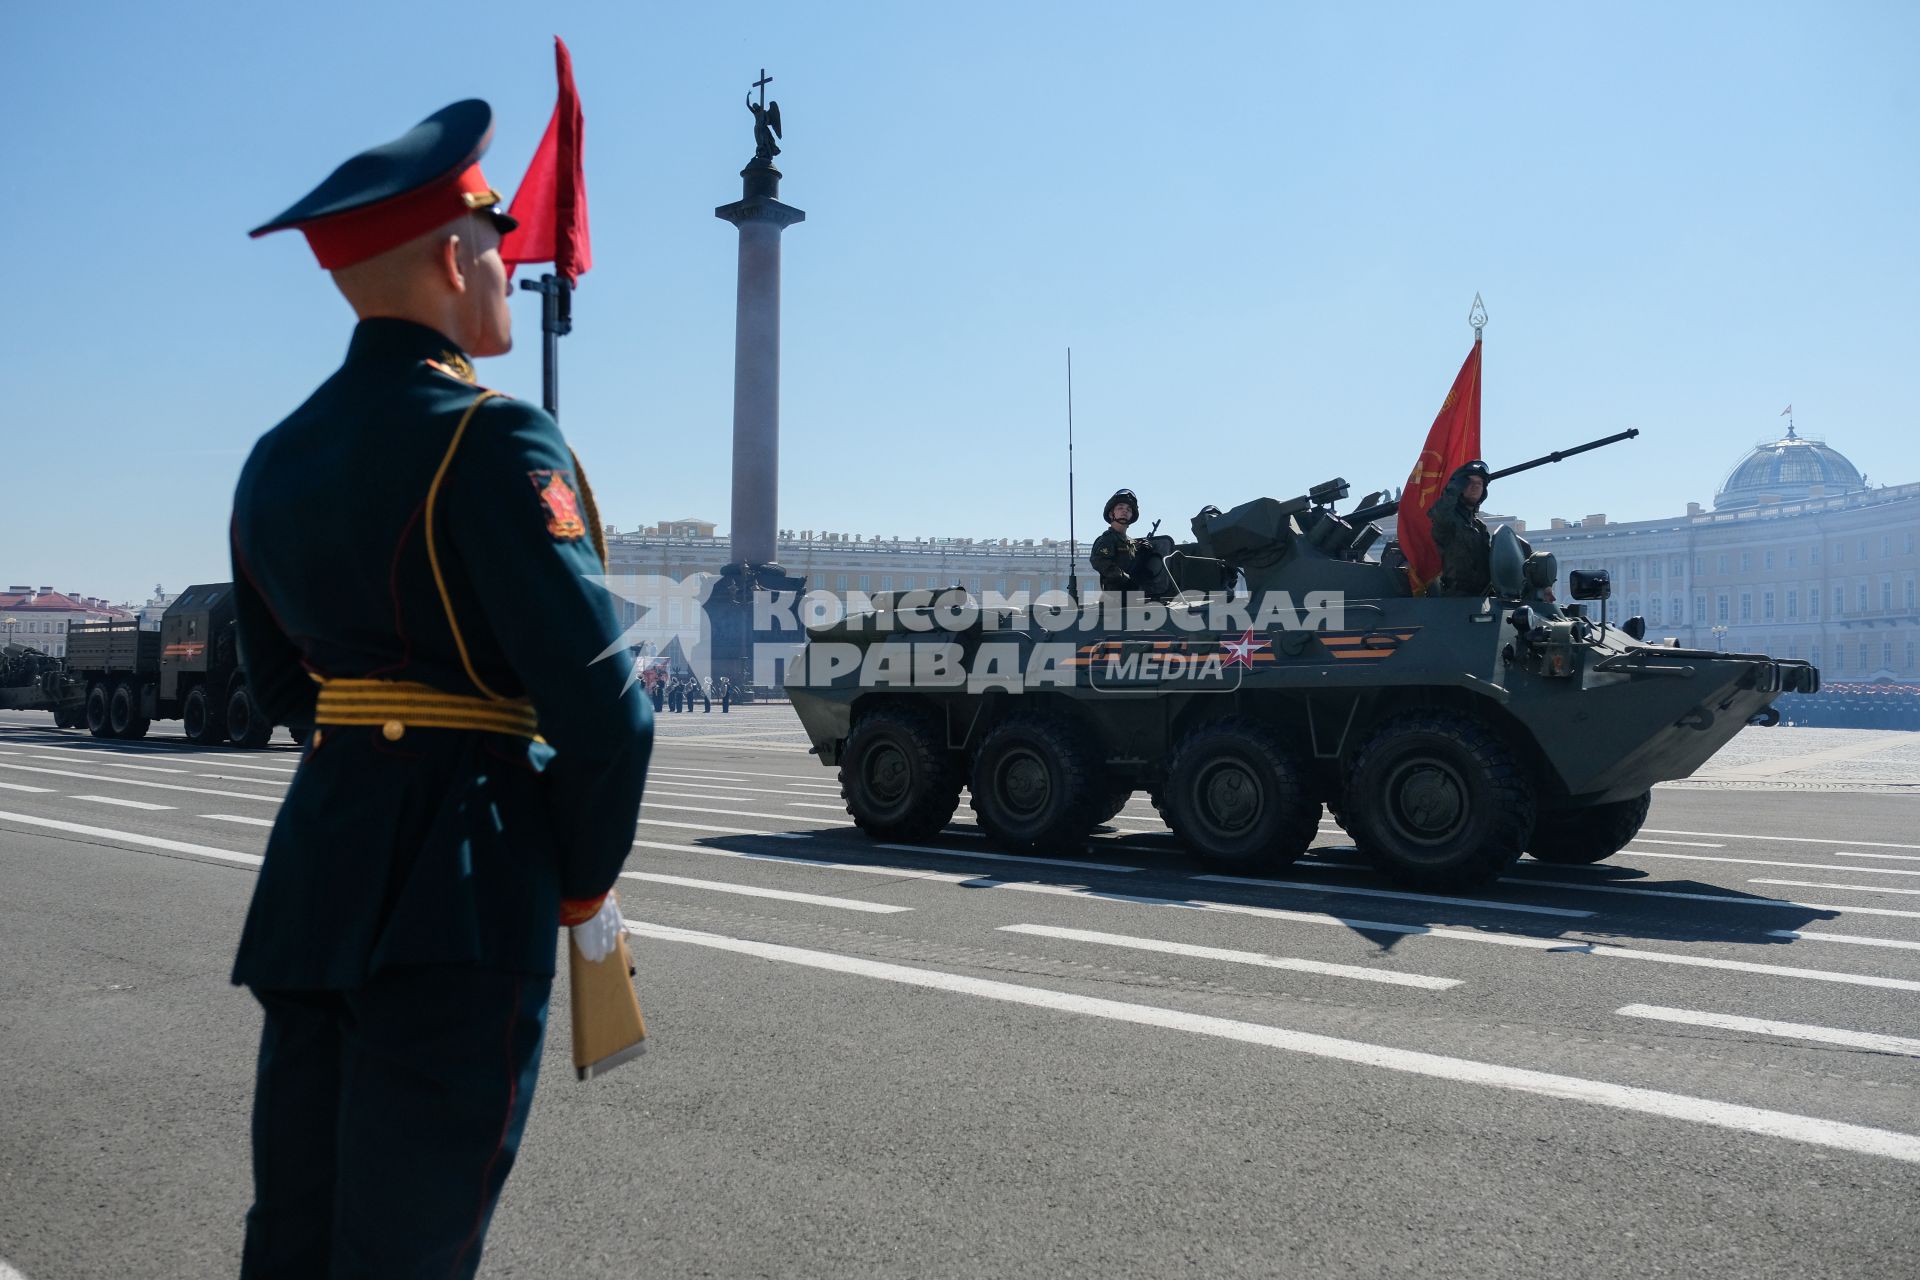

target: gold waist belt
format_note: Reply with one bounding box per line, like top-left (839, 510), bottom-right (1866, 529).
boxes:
top-left (314, 678), bottom-right (539, 740)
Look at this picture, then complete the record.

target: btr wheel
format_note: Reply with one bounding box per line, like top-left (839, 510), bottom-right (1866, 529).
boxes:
top-left (226, 686), bottom-right (273, 748)
top-left (86, 683), bottom-right (114, 738)
top-left (968, 713), bottom-right (1101, 855)
top-left (108, 680), bottom-right (150, 741)
top-left (1163, 718), bottom-right (1319, 872)
top-left (1345, 710), bottom-right (1533, 889)
top-left (1529, 791), bottom-right (1652, 865)
top-left (183, 685), bottom-right (226, 745)
top-left (839, 703), bottom-right (963, 841)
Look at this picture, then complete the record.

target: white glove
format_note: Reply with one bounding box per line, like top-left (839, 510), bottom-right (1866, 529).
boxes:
top-left (571, 893), bottom-right (626, 964)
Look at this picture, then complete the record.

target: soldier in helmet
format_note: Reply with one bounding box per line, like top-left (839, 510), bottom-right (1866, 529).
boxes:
top-left (1428, 460), bottom-right (1494, 596)
top-left (1089, 489), bottom-right (1145, 592)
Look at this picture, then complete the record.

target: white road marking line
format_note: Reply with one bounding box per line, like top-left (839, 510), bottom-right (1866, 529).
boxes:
top-left (1617, 1005), bottom-right (1920, 1058)
top-left (0, 762), bottom-right (278, 803)
top-left (1615, 849), bottom-right (1920, 877)
top-left (202, 814), bottom-right (277, 828)
top-left (1631, 838), bottom-right (1725, 848)
top-left (0, 781), bottom-right (54, 793)
top-left (1835, 851), bottom-right (1920, 863)
top-left (624, 920), bottom-right (1920, 1165)
top-left (791, 801), bottom-right (856, 811)
top-left (635, 817), bottom-right (805, 839)
top-left (875, 841), bottom-right (1142, 874)
top-left (26, 743), bottom-right (296, 773)
top-left (1504, 875), bottom-right (1920, 921)
top-left (0, 810), bottom-right (262, 868)
top-left (73, 795), bottom-right (174, 811)
top-left (195, 773), bottom-right (289, 786)
top-left (1194, 873), bottom-right (1593, 919)
top-left (618, 870), bottom-right (911, 913)
top-left (645, 772), bottom-right (760, 786)
top-left (1, 1255), bottom-right (33, 1280)
top-left (631, 839), bottom-right (983, 884)
top-left (1753, 879), bottom-right (1920, 897)
top-left (999, 924), bottom-right (1462, 990)
top-left (26, 753), bottom-right (190, 774)
top-left (648, 765), bottom-right (781, 780)
top-left (987, 882), bottom-right (1920, 992)
top-left (1768, 929), bottom-right (1920, 953)
top-left (1643, 828), bottom-right (1920, 852)
top-left (641, 800), bottom-right (844, 825)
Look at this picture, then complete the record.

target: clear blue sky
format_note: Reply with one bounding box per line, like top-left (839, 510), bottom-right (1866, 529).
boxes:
top-left (3, 1), bottom-right (1915, 604)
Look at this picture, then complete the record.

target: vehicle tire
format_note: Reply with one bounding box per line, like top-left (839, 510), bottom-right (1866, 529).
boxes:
top-left (1163, 717), bottom-right (1320, 873)
top-left (86, 682), bottom-right (114, 738)
top-left (1345, 710), bottom-right (1534, 889)
top-left (108, 680), bottom-right (150, 741)
top-left (839, 703), bottom-right (963, 841)
top-left (968, 712), bottom-right (1102, 855)
top-left (1093, 781), bottom-right (1133, 825)
top-left (226, 685), bottom-right (273, 749)
top-left (183, 685), bottom-right (226, 745)
top-left (1528, 791), bottom-right (1651, 865)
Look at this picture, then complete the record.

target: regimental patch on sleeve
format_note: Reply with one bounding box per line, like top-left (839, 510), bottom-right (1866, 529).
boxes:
top-left (529, 470), bottom-right (587, 541)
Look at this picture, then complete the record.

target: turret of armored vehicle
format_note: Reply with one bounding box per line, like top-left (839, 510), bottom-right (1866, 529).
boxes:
top-left (787, 473), bottom-right (1819, 890)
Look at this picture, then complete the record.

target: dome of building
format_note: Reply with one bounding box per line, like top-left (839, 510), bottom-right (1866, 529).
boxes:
top-left (1713, 424), bottom-right (1865, 510)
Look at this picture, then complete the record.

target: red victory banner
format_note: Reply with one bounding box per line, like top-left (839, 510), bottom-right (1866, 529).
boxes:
top-left (502, 35), bottom-right (592, 283)
top-left (1397, 339), bottom-right (1483, 595)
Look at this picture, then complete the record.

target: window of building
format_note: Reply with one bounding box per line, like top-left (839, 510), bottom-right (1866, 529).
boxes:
top-left (1787, 548), bottom-right (1797, 568)
top-left (1763, 550), bottom-right (1773, 571)
top-left (1857, 582), bottom-right (1869, 612)
top-left (1785, 590), bottom-right (1797, 619)
top-left (1908, 641), bottom-right (1916, 671)
top-left (1671, 597), bottom-right (1682, 622)
top-left (1650, 559), bottom-right (1662, 581)
top-left (858, 574), bottom-right (871, 592)
top-left (1881, 578), bottom-right (1892, 611)
top-left (1739, 551), bottom-right (1751, 573)
top-left (1649, 598), bottom-right (1662, 624)
top-left (1762, 592), bottom-right (1774, 620)
top-left (1716, 553), bottom-right (1729, 574)
top-left (1739, 593), bottom-right (1752, 622)
top-left (1629, 561), bottom-right (1640, 581)
top-left (1695, 556), bottom-right (1706, 576)
top-left (880, 575), bottom-right (893, 591)
top-left (1629, 595), bottom-right (1641, 616)
top-left (1693, 595), bottom-right (1706, 623)
top-left (1672, 556), bottom-right (1684, 576)
top-left (1907, 532), bottom-right (1915, 555)
top-left (1717, 594), bottom-right (1729, 623)
top-left (1859, 538), bottom-right (1869, 560)
top-left (1833, 586), bottom-right (1844, 616)
top-left (1810, 545), bottom-right (1821, 565)
top-left (835, 574), bottom-right (848, 591)
top-left (1907, 579), bottom-right (1916, 610)
top-left (1811, 643), bottom-right (1821, 668)
top-left (1835, 543), bottom-right (1845, 563)
top-left (1884, 640), bottom-right (1894, 669)
top-left (1808, 588), bottom-right (1819, 618)
top-left (1883, 536), bottom-right (1892, 558)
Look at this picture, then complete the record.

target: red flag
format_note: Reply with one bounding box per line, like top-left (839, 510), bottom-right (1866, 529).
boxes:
top-left (502, 36), bottom-right (592, 283)
top-left (1396, 340), bottom-right (1483, 595)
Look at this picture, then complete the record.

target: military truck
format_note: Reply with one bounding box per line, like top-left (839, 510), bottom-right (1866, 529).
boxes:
top-left (64, 582), bottom-right (284, 746)
top-left (787, 477), bottom-right (1819, 889)
top-left (0, 643), bottom-right (84, 726)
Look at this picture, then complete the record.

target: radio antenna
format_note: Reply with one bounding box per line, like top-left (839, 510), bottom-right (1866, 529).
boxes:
top-left (1065, 347), bottom-right (1080, 603)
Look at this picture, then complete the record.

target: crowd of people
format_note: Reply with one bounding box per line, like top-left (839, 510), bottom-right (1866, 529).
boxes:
top-left (641, 665), bottom-right (732, 714)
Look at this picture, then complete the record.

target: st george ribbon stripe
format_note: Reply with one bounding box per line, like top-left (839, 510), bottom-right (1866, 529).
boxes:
top-left (624, 920), bottom-right (1920, 1165)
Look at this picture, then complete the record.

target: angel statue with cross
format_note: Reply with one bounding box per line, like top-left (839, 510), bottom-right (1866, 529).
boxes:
top-left (746, 69), bottom-right (782, 162)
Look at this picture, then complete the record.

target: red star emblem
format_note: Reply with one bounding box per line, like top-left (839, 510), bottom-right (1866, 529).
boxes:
top-left (1219, 628), bottom-right (1269, 669)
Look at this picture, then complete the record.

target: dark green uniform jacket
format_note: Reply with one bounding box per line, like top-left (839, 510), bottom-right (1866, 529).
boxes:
top-left (1089, 527), bottom-right (1142, 591)
top-left (229, 318), bottom-right (652, 989)
top-left (1428, 490), bottom-right (1493, 597)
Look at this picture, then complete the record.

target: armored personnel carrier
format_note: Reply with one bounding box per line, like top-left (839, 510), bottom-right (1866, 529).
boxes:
top-left (787, 476), bottom-right (1818, 889)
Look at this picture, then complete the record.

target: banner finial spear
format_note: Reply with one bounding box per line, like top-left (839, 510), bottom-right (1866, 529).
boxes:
top-left (1469, 292), bottom-right (1487, 342)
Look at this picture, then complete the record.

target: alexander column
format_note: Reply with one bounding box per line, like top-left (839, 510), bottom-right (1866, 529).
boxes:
top-left (709, 70), bottom-right (807, 693)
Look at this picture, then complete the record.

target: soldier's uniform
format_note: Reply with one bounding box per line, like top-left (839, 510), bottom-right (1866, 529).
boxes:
top-left (1089, 488), bottom-right (1144, 591)
top-left (233, 101), bottom-right (652, 1279)
top-left (1428, 460), bottom-right (1494, 596)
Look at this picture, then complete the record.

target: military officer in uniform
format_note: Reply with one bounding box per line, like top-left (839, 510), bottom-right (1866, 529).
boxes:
top-left (1428, 460), bottom-right (1494, 596)
top-left (1089, 488), bottom-right (1145, 592)
top-left (233, 100), bottom-right (653, 1279)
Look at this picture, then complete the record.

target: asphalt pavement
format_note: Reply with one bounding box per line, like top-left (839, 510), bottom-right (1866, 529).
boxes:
top-left (1, 707), bottom-right (1917, 1278)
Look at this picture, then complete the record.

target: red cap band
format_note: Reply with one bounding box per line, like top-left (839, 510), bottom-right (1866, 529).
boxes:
top-left (299, 163), bottom-right (500, 269)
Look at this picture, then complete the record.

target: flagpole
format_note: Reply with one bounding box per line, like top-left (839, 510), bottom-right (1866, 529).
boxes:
top-left (520, 272), bottom-right (572, 419)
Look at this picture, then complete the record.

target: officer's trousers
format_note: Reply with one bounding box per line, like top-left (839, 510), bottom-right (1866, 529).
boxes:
top-left (241, 967), bottom-right (551, 1280)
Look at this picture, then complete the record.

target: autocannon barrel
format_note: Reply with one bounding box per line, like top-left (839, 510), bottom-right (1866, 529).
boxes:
top-left (1344, 429), bottom-right (1641, 526)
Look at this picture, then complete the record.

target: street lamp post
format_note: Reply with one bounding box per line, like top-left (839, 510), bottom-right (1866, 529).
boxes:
top-left (1711, 624), bottom-right (1728, 652)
